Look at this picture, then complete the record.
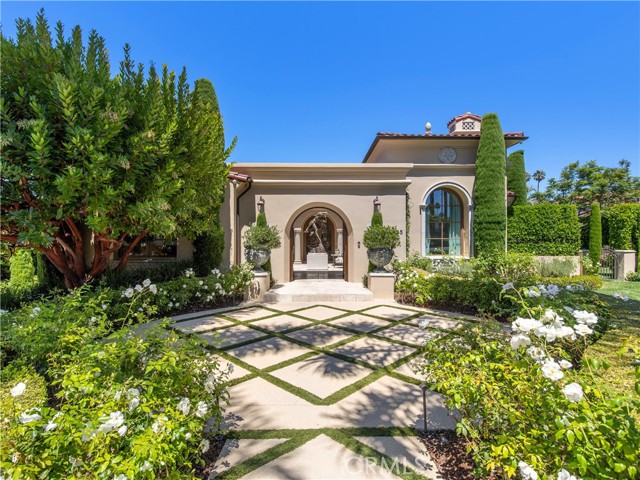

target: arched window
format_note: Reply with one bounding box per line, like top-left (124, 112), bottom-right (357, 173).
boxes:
top-left (424, 189), bottom-right (462, 255)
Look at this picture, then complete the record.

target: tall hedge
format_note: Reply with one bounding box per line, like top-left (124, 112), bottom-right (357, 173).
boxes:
top-left (608, 203), bottom-right (640, 252)
top-left (508, 204), bottom-right (581, 255)
top-left (506, 150), bottom-right (528, 211)
top-left (192, 216), bottom-right (225, 276)
top-left (192, 78), bottom-right (226, 277)
top-left (588, 202), bottom-right (602, 264)
top-left (473, 113), bottom-right (507, 254)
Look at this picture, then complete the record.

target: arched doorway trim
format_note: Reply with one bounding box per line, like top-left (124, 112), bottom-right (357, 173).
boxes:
top-left (285, 203), bottom-right (352, 282)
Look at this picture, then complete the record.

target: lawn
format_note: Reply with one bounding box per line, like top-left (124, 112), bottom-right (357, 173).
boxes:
top-left (584, 280), bottom-right (640, 397)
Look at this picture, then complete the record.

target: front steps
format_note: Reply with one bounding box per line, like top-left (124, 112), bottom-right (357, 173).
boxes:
top-left (263, 280), bottom-right (374, 303)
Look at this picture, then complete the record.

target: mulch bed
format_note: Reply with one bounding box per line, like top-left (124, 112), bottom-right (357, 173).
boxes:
top-left (196, 434), bottom-right (227, 479)
top-left (419, 431), bottom-right (477, 480)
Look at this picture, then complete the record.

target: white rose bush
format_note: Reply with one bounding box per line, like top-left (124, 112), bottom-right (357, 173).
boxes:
top-left (0, 272), bottom-right (237, 478)
top-left (420, 284), bottom-right (639, 479)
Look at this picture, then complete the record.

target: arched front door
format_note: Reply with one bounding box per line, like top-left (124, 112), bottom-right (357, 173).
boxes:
top-left (289, 207), bottom-right (347, 280)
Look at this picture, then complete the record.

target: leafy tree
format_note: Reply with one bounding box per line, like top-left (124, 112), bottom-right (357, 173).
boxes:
top-left (588, 201), bottom-right (602, 265)
top-left (507, 150), bottom-right (528, 211)
top-left (0, 11), bottom-right (235, 287)
top-left (473, 113), bottom-right (506, 255)
top-left (191, 79), bottom-right (226, 276)
top-left (542, 160), bottom-right (639, 214)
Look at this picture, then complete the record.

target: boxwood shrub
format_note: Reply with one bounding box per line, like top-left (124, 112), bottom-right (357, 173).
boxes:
top-left (508, 204), bottom-right (580, 255)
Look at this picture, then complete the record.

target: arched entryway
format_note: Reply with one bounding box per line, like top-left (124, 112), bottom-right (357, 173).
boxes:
top-left (289, 207), bottom-right (348, 280)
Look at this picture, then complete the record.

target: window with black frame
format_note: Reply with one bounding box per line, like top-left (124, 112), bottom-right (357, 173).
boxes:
top-left (118, 236), bottom-right (177, 259)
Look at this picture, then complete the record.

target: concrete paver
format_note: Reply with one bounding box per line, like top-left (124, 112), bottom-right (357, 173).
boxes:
top-left (354, 436), bottom-right (443, 480)
top-left (285, 324), bottom-right (355, 347)
top-left (331, 337), bottom-right (414, 367)
top-left (226, 337), bottom-right (313, 369)
top-left (329, 314), bottom-right (391, 332)
top-left (270, 353), bottom-right (374, 399)
top-left (241, 434), bottom-right (399, 480)
top-left (173, 315), bottom-right (233, 333)
top-left (201, 325), bottom-right (269, 348)
top-left (169, 300), bottom-right (470, 478)
top-left (250, 314), bottom-right (313, 332)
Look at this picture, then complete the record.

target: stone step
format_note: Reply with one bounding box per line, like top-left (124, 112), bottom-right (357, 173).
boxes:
top-left (264, 280), bottom-right (374, 303)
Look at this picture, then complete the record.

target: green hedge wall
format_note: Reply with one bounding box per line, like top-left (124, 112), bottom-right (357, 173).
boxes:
top-left (508, 204), bottom-right (581, 255)
top-left (608, 203), bottom-right (640, 251)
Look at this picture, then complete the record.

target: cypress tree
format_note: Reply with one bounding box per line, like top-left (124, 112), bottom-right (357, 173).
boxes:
top-left (588, 201), bottom-right (602, 265)
top-left (368, 211), bottom-right (384, 272)
top-left (192, 78), bottom-right (226, 276)
top-left (473, 113), bottom-right (507, 255)
top-left (506, 150), bottom-right (528, 213)
top-left (256, 211), bottom-right (272, 274)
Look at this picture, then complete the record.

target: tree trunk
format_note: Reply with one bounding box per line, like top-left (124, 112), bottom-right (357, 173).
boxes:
top-left (115, 231), bottom-right (147, 271)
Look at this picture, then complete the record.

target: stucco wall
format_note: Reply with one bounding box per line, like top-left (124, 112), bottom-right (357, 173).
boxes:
top-left (236, 185), bottom-right (408, 283)
top-left (406, 167), bottom-right (476, 257)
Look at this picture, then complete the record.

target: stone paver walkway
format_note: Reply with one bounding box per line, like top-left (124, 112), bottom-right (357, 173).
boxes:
top-left (170, 301), bottom-right (473, 479)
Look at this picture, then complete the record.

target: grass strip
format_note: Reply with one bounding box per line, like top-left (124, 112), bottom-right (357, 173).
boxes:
top-left (214, 430), bottom-right (319, 479)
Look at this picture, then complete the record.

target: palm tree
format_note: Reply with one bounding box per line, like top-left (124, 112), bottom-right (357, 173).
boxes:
top-left (533, 170), bottom-right (546, 192)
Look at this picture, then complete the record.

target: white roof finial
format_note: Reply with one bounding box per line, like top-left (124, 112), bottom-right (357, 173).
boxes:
top-left (425, 121), bottom-right (432, 135)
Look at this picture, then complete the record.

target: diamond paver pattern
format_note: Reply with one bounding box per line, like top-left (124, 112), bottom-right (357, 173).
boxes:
top-left (170, 301), bottom-right (471, 479)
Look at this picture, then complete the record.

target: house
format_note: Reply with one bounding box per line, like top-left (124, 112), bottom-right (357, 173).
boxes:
top-left (219, 113), bottom-right (527, 283)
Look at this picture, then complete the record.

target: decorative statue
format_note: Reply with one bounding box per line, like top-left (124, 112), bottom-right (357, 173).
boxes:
top-left (305, 212), bottom-right (328, 253)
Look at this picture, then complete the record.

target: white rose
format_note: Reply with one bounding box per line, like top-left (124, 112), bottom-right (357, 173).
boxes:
top-left (19, 409), bottom-right (42, 424)
top-left (558, 359), bottom-right (573, 370)
top-left (562, 383), bottom-right (584, 402)
top-left (117, 425), bottom-right (128, 436)
top-left (518, 461), bottom-right (538, 480)
top-left (10, 382), bottom-right (26, 397)
top-left (200, 439), bottom-right (210, 453)
top-left (177, 397), bottom-right (191, 416)
top-left (574, 324), bottom-right (593, 336)
top-left (510, 334), bottom-right (531, 350)
top-left (512, 318), bottom-right (543, 334)
top-left (195, 401), bottom-right (208, 418)
top-left (557, 469), bottom-right (578, 480)
top-left (143, 279), bottom-right (151, 287)
top-left (541, 360), bottom-right (564, 381)
top-left (149, 284), bottom-right (157, 294)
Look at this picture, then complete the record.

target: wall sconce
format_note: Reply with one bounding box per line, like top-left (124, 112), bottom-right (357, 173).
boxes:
top-left (373, 196), bottom-right (381, 213)
top-left (257, 196), bottom-right (265, 213)
top-left (506, 192), bottom-right (517, 207)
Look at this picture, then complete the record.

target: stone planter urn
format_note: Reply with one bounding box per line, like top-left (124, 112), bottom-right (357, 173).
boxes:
top-left (245, 248), bottom-right (270, 271)
top-left (367, 247), bottom-right (394, 272)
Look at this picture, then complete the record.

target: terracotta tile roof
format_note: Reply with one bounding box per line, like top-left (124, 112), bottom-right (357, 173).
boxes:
top-left (376, 132), bottom-right (526, 138)
top-left (447, 112), bottom-right (482, 126)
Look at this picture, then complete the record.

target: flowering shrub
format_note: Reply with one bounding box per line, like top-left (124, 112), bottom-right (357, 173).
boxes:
top-left (1, 324), bottom-right (230, 477)
top-left (0, 269), bottom-right (245, 478)
top-left (393, 258), bottom-right (605, 320)
top-left (420, 285), bottom-right (639, 479)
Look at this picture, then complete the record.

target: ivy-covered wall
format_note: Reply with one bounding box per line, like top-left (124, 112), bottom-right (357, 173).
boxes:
top-left (508, 204), bottom-right (581, 255)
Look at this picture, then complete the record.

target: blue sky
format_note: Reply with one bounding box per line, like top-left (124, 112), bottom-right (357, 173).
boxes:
top-left (3, 2), bottom-right (639, 188)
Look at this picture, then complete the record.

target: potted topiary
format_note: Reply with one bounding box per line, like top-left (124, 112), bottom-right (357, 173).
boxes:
top-left (363, 224), bottom-right (401, 272)
top-left (242, 222), bottom-right (281, 271)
